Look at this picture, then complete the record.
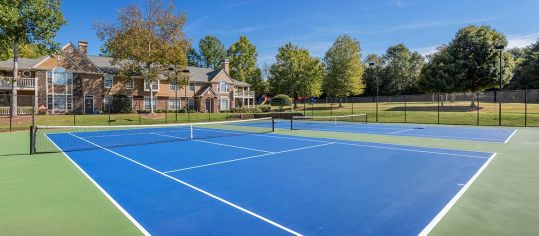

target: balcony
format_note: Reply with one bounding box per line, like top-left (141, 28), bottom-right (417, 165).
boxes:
top-left (234, 90), bottom-right (254, 98)
top-left (0, 77), bottom-right (36, 90)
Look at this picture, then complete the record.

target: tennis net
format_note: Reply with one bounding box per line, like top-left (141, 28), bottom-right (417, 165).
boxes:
top-left (30, 117), bottom-right (274, 154)
top-left (290, 114), bottom-right (368, 130)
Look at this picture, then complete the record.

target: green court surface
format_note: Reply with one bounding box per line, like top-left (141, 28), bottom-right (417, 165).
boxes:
top-left (1, 125), bottom-right (538, 235)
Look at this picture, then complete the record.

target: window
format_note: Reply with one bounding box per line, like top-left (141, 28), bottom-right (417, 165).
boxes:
top-left (53, 95), bottom-right (67, 110)
top-left (52, 67), bottom-right (67, 85)
top-left (144, 96), bottom-right (157, 110)
top-left (189, 83), bottom-right (195, 92)
top-left (168, 98), bottom-right (181, 110)
top-left (144, 80), bottom-right (159, 91)
top-left (47, 71), bottom-right (52, 83)
top-left (219, 81), bottom-right (228, 92)
top-left (47, 95), bottom-right (53, 109)
top-left (67, 95), bottom-right (73, 110)
top-left (219, 97), bottom-right (229, 110)
top-left (187, 98), bottom-right (194, 110)
top-left (104, 96), bottom-right (112, 111)
top-left (169, 80), bottom-right (178, 91)
top-left (125, 79), bottom-right (134, 89)
top-left (104, 75), bottom-right (113, 88)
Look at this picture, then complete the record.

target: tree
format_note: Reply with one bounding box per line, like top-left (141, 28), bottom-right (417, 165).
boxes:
top-left (187, 46), bottom-right (203, 67)
top-left (0, 43), bottom-right (48, 61)
top-left (363, 54), bottom-right (384, 96)
top-left (508, 39), bottom-right (539, 89)
top-left (199, 35), bottom-right (225, 69)
top-left (383, 44), bottom-right (424, 95)
top-left (418, 45), bottom-right (460, 94)
top-left (96, 0), bottom-right (189, 114)
top-left (323, 34), bottom-right (365, 104)
top-left (269, 43), bottom-right (324, 107)
top-left (0, 0), bottom-right (66, 116)
top-left (449, 25), bottom-right (513, 93)
top-left (227, 36), bottom-right (259, 81)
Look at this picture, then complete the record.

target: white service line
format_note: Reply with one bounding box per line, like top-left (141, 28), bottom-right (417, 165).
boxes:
top-left (418, 153), bottom-right (497, 236)
top-left (254, 133), bottom-right (490, 159)
top-left (164, 142), bottom-right (336, 173)
top-left (44, 135), bottom-right (151, 236)
top-left (389, 128), bottom-right (417, 134)
top-left (67, 133), bottom-right (303, 236)
top-left (151, 133), bottom-right (273, 154)
top-left (504, 129), bottom-right (518, 144)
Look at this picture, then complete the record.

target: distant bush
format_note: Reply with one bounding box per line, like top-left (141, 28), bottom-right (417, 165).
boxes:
top-left (111, 95), bottom-right (133, 113)
top-left (258, 105), bottom-right (271, 113)
top-left (270, 94), bottom-right (292, 106)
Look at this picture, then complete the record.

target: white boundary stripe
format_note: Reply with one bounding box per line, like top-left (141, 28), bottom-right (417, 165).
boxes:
top-left (152, 133), bottom-right (274, 154)
top-left (418, 153), bottom-right (497, 236)
top-left (255, 133), bottom-right (490, 159)
top-left (504, 129), bottom-right (518, 144)
top-left (389, 128), bottom-right (417, 134)
top-left (163, 142), bottom-right (335, 173)
top-left (66, 133), bottom-right (303, 236)
top-left (44, 135), bottom-right (151, 236)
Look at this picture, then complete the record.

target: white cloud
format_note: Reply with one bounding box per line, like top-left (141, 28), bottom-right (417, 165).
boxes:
top-left (213, 20), bottom-right (293, 35)
top-left (507, 32), bottom-right (539, 49)
top-left (222, 0), bottom-right (257, 9)
top-left (184, 16), bottom-right (210, 32)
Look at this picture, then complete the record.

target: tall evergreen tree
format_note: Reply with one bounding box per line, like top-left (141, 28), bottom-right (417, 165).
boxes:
top-left (198, 35), bottom-right (225, 69)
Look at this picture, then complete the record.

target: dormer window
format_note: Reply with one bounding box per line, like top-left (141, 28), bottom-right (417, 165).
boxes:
top-left (219, 81), bottom-right (228, 92)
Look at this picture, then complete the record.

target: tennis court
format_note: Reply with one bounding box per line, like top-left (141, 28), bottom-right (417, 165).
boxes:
top-left (32, 118), bottom-right (496, 235)
top-left (240, 115), bottom-right (517, 143)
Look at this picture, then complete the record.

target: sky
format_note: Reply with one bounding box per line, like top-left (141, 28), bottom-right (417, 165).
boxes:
top-left (55, 0), bottom-right (539, 66)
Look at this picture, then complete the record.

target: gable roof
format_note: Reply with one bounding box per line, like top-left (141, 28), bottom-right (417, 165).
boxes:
top-left (0, 56), bottom-right (49, 70)
top-left (195, 86), bottom-right (217, 97)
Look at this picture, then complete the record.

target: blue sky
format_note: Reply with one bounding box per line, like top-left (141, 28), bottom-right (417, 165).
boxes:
top-left (56, 0), bottom-right (539, 66)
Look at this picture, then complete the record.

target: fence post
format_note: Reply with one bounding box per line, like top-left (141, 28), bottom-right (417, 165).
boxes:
top-left (404, 95), bottom-right (407, 123)
top-left (138, 99), bottom-right (141, 125)
top-left (476, 93), bottom-right (480, 126)
top-left (73, 98), bottom-right (76, 126)
top-left (351, 101), bottom-right (354, 121)
top-left (32, 95), bottom-right (35, 127)
top-left (437, 93), bottom-right (440, 125)
top-left (524, 89), bottom-right (528, 127)
top-left (108, 96), bottom-right (112, 125)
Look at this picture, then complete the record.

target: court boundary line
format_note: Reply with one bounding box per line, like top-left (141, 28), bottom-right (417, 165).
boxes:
top-left (44, 135), bottom-right (151, 236)
top-left (418, 152), bottom-right (497, 236)
top-left (254, 133), bottom-right (491, 159)
top-left (66, 133), bottom-right (303, 236)
top-left (504, 129), bottom-right (518, 144)
top-left (151, 133), bottom-right (274, 154)
top-left (163, 142), bottom-right (335, 173)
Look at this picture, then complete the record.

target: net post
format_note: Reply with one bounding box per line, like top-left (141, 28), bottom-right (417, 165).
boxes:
top-left (29, 125), bottom-right (35, 155)
top-left (272, 117), bottom-right (275, 132)
top-left (290, 117), bottom-right (293, 130)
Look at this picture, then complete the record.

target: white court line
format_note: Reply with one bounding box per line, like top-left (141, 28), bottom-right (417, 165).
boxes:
top-left (151, 133), bottom-right (274, 154)
top-left (163, 142), bottom-right (335, 174)
top-left (67, 133), bottom-right (303, 236)
top-left (418, 153), bottom-right (497, 236)
top-left (44, 135), bottom-right (151, 236)
top-left (254, 133), bottom-right (490, 159)
top-left (389, 128), bottom-right (417, 134)
top-left (504, 129), bottom-right (518, 144)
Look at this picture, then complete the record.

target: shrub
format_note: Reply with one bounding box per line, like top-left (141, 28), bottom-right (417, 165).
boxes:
top-left (111, 95), bottom-right (133, 113)
top-left (270, 94), bottom-right (292, 106)
top-left (258, 105), bottom-right (271, 113)
top-left (230, 107), bottom-right (258, 113)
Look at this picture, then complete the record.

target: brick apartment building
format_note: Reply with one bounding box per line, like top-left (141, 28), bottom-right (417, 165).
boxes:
top-left (0, 41), bottom-right (255, 115)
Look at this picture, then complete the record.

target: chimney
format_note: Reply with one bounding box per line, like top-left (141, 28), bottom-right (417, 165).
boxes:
top-left (78, 41), bottom-right (88, 55)
top-left (222, 59), bottom-right (230, 74)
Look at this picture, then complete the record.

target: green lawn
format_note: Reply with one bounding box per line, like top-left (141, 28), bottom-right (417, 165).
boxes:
top-left (1, 123), bottom-right (539, 234)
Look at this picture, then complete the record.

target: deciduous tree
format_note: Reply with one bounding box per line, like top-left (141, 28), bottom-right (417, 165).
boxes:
top-left (323, 34), bottom-right (365, 103)
top-left (0, 0), bottom-right (66, 116)
top-left (508, 39), bottom-right (539, 89)
top-left (96, 0), bottom-right (189, 114)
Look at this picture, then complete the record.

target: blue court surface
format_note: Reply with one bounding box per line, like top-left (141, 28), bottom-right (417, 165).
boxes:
top-left (242, 119), bottom-right (517, 143)
top-left (48, 127), bottom-right (495, 235)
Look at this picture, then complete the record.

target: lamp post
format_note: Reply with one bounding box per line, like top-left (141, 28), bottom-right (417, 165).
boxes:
top-left (369, 62), bottom-right (378, 122)
top-left (296, 74), bottom-right (306, 116)
top-left (495, 45), bottom-right (504, 126)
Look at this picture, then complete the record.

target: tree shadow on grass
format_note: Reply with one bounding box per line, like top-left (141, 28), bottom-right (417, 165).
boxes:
top-left (386, 106), bottom-right (483, 112)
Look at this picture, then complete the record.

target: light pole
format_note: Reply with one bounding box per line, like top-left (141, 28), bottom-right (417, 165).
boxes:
top-left (369, 62), bottom-right (378, 122)
top-left (296, 74), bottom-right (306, 116)
top-left (495, 45), bottom-right (504, 126)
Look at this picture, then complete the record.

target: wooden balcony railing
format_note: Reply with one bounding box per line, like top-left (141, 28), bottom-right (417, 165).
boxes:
top-left (0, 77), bottom-right (36, 89)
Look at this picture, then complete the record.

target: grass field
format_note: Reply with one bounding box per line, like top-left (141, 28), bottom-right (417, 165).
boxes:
top-left (1, 101), bottom-right (538, 132)
top-left (1, 124), bottom-right (538, 235)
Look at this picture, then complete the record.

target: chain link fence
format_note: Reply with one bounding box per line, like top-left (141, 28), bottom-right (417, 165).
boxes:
top-left (2, 89), bottom-right (539, 131)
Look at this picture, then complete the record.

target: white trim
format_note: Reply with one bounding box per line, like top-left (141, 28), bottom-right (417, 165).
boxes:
top-left (66, 133), bottom-right (303, 236)
top-left (45, 135), bottom-right (150, 235)
top-left (504, 129), bottom-right (518, 144)
top-left (418, 153), bottom-right (497, 236)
